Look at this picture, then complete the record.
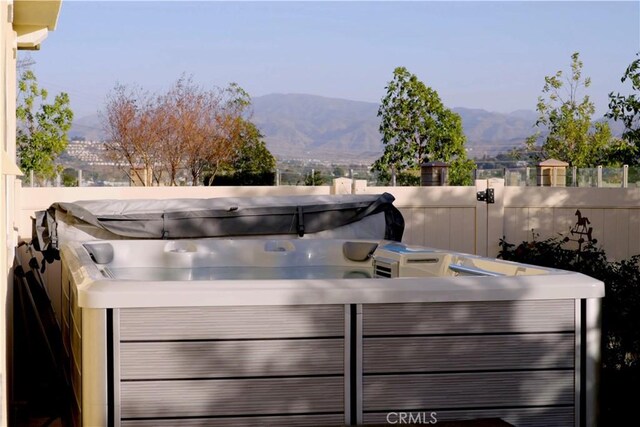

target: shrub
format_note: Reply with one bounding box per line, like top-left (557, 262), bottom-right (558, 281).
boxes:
top-left (499, 232), bottom-right (640, 423)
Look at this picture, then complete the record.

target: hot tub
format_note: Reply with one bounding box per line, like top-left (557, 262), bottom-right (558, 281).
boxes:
top-left (59, 238), bottom-right (604, 427)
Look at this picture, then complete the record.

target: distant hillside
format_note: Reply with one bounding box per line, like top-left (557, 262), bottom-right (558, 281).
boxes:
top-left (69, 114), bottom-right (105, 141)
top-left (251, 94), bottom-right (382, 160)
top-left (70, 93), bottom-right (625, 161)
top-left (453, 108), bottom-right (538, 157)
top-left (250, 94), bottom-right (540, 159)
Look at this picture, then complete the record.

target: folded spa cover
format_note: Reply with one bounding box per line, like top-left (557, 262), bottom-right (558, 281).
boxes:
top-left (33, 193), bottom-right (404, 252)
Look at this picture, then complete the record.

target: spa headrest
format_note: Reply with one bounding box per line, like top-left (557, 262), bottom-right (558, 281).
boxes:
top-left (343, 241), bottom-right (378, 262)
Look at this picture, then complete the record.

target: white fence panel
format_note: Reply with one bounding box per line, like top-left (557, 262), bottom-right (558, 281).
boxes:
top-left (16, 180), bottom-right (640, 260)
top-left (502, 186), bottom-right (640, 260)
top-left (364, 186), bottom-right (481, 255)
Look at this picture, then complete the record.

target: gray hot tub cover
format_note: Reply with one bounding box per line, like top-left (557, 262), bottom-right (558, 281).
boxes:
top-left (33, 193), bottom-right (404, 252)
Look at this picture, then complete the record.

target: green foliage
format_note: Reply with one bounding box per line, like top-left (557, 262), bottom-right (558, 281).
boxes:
top-left (595, 136), bottom-right (638, 166)
top-left (61, 168), bottom-right (78, 187)
top-left (16, 70), bottom-right (73, 179)
top-left (304, 170), bottom-right (328, 186)
top-left (607, 53), bottom-right (640, 158)
top-left (448, 157), bottom-right (476, 186)
top-left (210, 121), bottom-right (277, 185)
top-left (375, 167), bottom-right (421, 186)
top-left (499, 232), bottom-right (640, 423)
top-left (526, 52), bottom-right (615, 167)
top-left (230, 122), bottom-right (276, 175)
top-left (332, 166), bottom-right (346, 178)
top-left (499, 232), bottom-right (607, 275)
top-left (373, 67), bottom-right (474, 185)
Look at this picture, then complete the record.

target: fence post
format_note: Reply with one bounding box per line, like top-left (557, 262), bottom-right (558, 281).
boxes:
top-left (275, 169), bottom-right (280, 186)
top-left (351, 179), bottom-right (367, 194)
top-left (486, 178), bottom-right (505, 258)
top-left (331, 178), bottom-right (352, 195)
top-left (475, 179), bottom-right (488, 256)
top-left (78, 169), bottom-right (83, 187)
top-left (623, 165), bottom-right (628, 188)
top-left (572, 166), bottom-right (577, 187)
top-left (597, 166), bottom-right (603, 188)
top-left (525, 167), bottom-right (530, 186)
top-left (474, 178), bottom-right (507, 256)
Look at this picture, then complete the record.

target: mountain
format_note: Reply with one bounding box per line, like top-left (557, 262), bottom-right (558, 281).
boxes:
top-left (69, 93), bottom-right (624, 162)
top-left (69, 114), bottom-right (106, 141)
top-left (452, 108), bottom-right (538, 157)
top-left (250, 95), bottom-right (538, 160)
top-left (251, 94), bottom-right (382, 161)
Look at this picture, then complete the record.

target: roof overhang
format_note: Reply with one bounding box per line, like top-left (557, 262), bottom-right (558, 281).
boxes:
top-left (13, 0), bottom-right (63, 50)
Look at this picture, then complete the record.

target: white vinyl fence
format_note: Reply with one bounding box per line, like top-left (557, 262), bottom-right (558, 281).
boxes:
top-left (15, 178), bottom-right (640, 260)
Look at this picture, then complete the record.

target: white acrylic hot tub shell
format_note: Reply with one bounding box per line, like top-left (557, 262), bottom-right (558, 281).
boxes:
top-left (59, 239), bottom-right (604, 427)
top-left (65, 238), bottom-right (603, 308)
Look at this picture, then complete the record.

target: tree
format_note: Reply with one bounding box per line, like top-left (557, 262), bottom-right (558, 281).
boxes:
top-left (332, 166), bottom-right (346, 177)
top-left (16, 70), bottom-right (73, 180)
top-left (596, 136), bottom-right (638, 166)
top-left (161, 76), bottom-right (210, 185)
top-left (61, 167), bottom-right (78, 187)
top-left (304, 169), bottom-right (327, 186)
top-left (526, 52), bottom-right (612, 167)
top-left (607, 53), bottom-right (640, 157)
top-left (372, 67), bottom-right (474, 185)
top-left (102, 77), bottom-right (254, 186)
top-left (171, 79), bottom-right (250, 185)
top-left (228, 121), bottom-right (276, 183)
top-left (200, 83), bottom-right (252, 183)
top-left (102, 84), bottom-right (161, 186)
top-left (209, 121), bottom-right (276, 185)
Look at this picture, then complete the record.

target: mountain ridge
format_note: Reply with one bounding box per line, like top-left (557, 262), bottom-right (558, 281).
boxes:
top-left (70, 93), bottom-right (622, 162)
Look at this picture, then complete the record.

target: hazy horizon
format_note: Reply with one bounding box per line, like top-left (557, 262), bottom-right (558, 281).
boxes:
top-left (24, 1), bottom-right (640, 119)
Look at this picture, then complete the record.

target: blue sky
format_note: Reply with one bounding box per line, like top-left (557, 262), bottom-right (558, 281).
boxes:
top-left (27, 1), bottom-right (640, 118)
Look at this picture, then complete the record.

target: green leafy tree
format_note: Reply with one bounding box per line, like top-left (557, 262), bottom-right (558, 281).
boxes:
top-left (211, 121), bottom-right (277, 185)
top-left (607, 53), bottom-right (640, 159)
top-left (61, 167), bottom-right (79, 187)
top-left (594, 136), bottom-right (638, 166)
top-left (526, 52), bottom-right (612, 167)
top-left (374, 167), bottom-right (421, 186)
top-left (232, 122), bottom-right (276, 174)
top-left (372, 66), bottom-right (474, 185)
top-left (304, 170), bottom-right (327, 186)
top-left (16, 70), bottom-right (73, 180)
top-left (332, 166), bottom-right (346, 177)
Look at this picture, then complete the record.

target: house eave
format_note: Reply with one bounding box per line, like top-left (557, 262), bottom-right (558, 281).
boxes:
top-left (15, 25), bottom-right (48, 50)
top-left (13, 0), bottom-right (63, 50)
